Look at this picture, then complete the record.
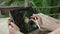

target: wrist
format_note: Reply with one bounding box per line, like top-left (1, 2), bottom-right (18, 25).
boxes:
top-left (16, 31), bottom-right (23, 34)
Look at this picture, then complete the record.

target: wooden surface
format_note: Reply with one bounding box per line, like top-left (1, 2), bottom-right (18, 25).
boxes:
top-left (0, 18), bottom-right (9, 34)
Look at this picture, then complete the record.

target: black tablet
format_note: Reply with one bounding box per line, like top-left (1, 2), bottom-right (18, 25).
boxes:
top-left (9, 7), bottom-right (38, 34)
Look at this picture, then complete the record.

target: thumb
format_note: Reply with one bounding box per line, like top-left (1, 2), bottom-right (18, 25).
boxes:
top-left (10, 22), bottom-right (17, 27)
top-left (10, 22), bottom-right (20, 31)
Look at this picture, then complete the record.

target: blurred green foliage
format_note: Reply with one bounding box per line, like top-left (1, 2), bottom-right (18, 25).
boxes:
top-left (31, 0), bottom-right (60, 14)
top-left (0, 0), bottom-right (60, 14)
top-left (0, 0), bottom-right (60, 18)
top-left (3, 14), bottom-right (9, 18)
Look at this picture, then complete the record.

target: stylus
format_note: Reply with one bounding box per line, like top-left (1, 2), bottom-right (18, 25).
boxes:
top-left (35, 17), bottom-right (41, 30)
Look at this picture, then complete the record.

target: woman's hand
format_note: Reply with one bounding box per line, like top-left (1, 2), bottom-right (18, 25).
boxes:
top-left (8, 19), bottom-right (23, 34)
top-left (30, 14), bottom-right (43, 26)
top-left (30, 14), bottom-right (55, 31)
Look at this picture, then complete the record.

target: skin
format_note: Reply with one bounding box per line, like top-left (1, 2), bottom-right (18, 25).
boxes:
top-left (8, 14), bottom-right (60, 34)
top-left (31, 14), bottom-right (60, 34)
top-left (48, 27), bottom-right (60, 34)
top-left (30, 14), bottom-right (53, 30)
top-left (8, 19), bottom-right (23, 34)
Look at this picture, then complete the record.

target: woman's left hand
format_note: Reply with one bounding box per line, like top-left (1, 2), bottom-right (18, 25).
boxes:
top-left (8, 19), bottom-right (23, 34)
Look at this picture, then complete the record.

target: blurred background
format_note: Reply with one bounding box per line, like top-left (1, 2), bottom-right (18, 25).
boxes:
top-left (0, 0), bottom-right (60, 19)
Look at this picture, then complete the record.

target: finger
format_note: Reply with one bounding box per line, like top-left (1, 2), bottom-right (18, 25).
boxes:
top-left (31, 14), bottom-right (41, 19)
top-left (30, 19), bottom-right (37, 24)
top-left (35, 15), bottom-right (43, 25)
top-left (31, 14), bottom-right (36, 19)
top-left (9, 26), bottom-right (13, 34)
top-left (9, 25), bottom-right (15, 34)
top-left (8, 19), bottom-right (13, 25)
top-left (10, 22), bottom-right (17, 27)
top-left (32, 14), bottom-right (43, 25)
top-left (35, 14), bottom-right (41, 19)
top-left (10, 22), bottom-right (20, 30)
top-left (8, 19), bottom-right (13, 22)
top-left (9, 25), bottom-right (12, 29)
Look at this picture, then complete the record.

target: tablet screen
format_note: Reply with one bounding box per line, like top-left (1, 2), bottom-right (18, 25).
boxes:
top-left (9, 7), bottom-right (38, 34)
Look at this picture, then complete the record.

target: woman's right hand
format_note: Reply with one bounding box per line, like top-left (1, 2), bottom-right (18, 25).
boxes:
top-left (30, 14), bottom-right (43, 26)
top-left (30, 14), bottom-right (54, 31)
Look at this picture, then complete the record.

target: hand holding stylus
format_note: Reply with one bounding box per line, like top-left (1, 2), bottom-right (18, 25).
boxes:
top-left (30, 14), bottom-right (43, 29)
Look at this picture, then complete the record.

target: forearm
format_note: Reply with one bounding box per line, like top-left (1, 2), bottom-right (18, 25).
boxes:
top-left (16, 31), bottom-right (24, 34)
top-left (41, 24), bottom-right (58, 31)
top-left (48, 27), bottom-right (60, 34)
